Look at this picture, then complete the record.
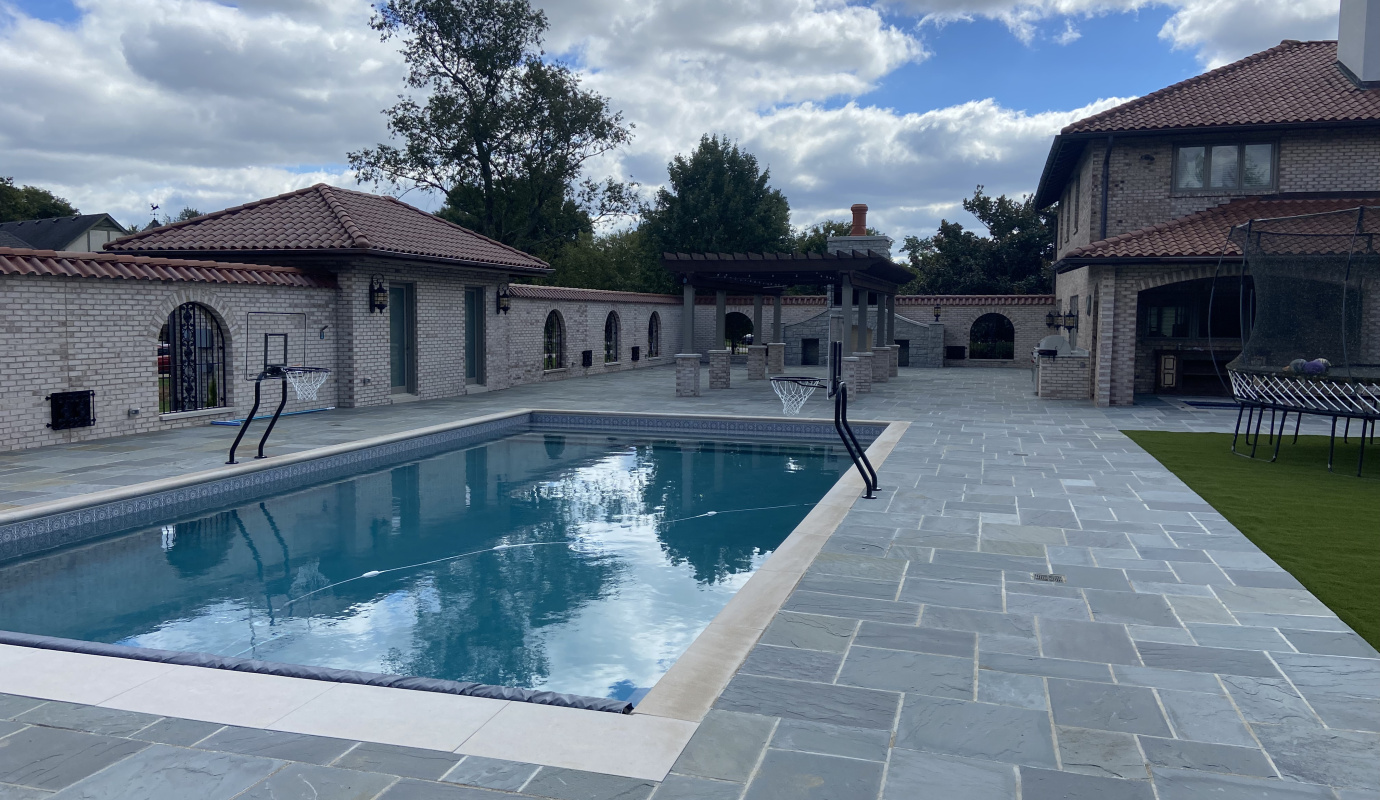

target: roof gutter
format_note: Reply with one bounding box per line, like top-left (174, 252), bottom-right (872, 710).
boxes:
top-left (1053, 254), bottom-right (1243, 273)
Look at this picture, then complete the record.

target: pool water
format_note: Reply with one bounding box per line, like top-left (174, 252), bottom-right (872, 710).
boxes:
top-left (0, 432), bottom-right (844, 701)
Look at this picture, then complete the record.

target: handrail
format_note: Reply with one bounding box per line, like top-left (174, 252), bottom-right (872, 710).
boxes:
top-left (227, 368), bottom-right (289, 465)
top-left (829, 341), bottom-right (878, 498)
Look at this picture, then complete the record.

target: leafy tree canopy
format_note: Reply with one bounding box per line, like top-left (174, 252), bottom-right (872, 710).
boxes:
top-left (0, 177), bottom-right (78, 223)
top-left (542, 228), bottom-right (663, 293)
top-left (899, 186), bottom-right (1054, 295)
top-left (642, 135), bottom-right (792, 257)
top-left (792, 219), bottom-right (882, 254)
top-left (349, 0), bottom-right (633, 260)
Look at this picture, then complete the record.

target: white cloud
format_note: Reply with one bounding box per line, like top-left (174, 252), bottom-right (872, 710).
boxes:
top-left (0, 0), bottom-right (1343, 241)
top-left (1056, 20), bottom-right (1082, 44)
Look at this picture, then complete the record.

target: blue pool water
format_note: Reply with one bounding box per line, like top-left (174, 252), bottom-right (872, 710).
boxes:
top-left (0, 432), bottom-right (845, 701)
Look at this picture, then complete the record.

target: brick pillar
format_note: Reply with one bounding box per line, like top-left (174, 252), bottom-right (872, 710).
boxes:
top-left (853, 351), bottom-right (873, 393)
top-left (841, 356), bottom-right (860, 394)
top-left (766, 342), bottom-right (785, 375)
top-left (871, 346), bottom-right (889, 383)
top-left (888, 344), bottom-right (899, 376)
top-left (747, 344), bottom-right (767, 380)
top-left (675, 353), bottom-right (700, 397)
top-left (708, 349), bottom-right (731, 389)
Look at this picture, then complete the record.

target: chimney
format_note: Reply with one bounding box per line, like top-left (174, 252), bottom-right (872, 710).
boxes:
top-left (1339, 0), bottom-right (1380, 86)
top-left (850, 204), bottom-right (868, 236)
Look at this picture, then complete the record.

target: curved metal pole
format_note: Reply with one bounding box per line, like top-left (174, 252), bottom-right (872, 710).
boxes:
top-left (833, 384), bottom-right (877, 499)
top-left (841, 387), bottom-right (878, 494)
top-left (256, 378), bottom-right (289, 459)
top-left (227, 379), bottom-right (263, 464)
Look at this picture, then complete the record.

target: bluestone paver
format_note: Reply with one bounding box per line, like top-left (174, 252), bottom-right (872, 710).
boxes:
top-left (742, 749), bottom-right (883, 800)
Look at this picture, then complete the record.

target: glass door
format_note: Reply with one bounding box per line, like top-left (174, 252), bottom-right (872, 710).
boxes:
top-left (389, 284), bottom-right (415, 394)
top-left (465, 287), bottom-right (486, 385)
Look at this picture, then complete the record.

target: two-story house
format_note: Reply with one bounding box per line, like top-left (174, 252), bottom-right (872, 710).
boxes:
top-left (1035, 4), bottom-right (1380, 406)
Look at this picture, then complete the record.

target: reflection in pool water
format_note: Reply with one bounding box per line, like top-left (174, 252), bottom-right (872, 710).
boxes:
top-left (0, 433), bottom-right (844, 700)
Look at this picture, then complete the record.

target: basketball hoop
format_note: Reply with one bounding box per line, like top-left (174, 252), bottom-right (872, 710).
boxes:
top-left (770, 376), bottom-right (826, 416)
top-left (283, 367), bottom-right (330, 401)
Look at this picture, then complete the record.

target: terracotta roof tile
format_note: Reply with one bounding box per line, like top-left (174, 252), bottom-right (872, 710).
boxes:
top-left (1064, 41), bottom-right (1380, 135)
top-left (107, 184), bottom-right (550, 272)
top-left (899, 295), bottom-right (1054, 306)
top-left (0, 247), bottom-right (334, 288)
top-left (509, 285), bottom-right (680, 304)
top-left (1064, 195), bottom-right (1380, 260)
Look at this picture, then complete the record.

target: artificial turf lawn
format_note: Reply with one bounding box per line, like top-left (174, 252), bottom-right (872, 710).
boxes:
top-left (1124, 431), bottom-right (1379, 649)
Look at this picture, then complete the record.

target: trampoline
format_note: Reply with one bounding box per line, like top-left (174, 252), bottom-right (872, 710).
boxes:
top-left (1226, 206), bottom-right (1379, 475)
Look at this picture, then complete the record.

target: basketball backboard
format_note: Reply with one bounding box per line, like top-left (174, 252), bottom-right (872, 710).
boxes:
top-left (245, 312), bottom-right (308, 379)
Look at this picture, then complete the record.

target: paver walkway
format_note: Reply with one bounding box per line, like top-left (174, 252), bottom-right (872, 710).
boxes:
top-left (1, 366), bottom-right (1376, 799)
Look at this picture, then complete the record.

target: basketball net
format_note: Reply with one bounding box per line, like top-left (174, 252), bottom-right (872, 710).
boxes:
top-left (771, 378), bottom-right (821, 416)
top-left (283, 368), bottom-right (330, 402)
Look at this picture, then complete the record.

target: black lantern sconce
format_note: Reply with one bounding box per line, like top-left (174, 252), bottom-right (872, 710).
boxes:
top-left (369, 275), bottom-right (388, 313)
top-left (496, 286), bottom-right (512, 314)
top-left (1061, 310), bottom-right (1079, 331)
top-left (1045, 311), bottom-right (1058, 328)
top-left (933, 303), bottom-right (942, 322)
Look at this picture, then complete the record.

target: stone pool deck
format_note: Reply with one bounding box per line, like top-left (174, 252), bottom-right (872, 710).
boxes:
top-left (0, 366), bottom-right (1376, 799)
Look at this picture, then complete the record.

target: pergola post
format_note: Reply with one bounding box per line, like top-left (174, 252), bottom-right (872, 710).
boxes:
top-left (772, 295), bottom-right (783, 343)
top-left (752, 294), bottom-right (763, 342)
top-left (681, 283), bottom-right (696, 353)
top-left (714, 290), bottom-right (727, 349)
top-left (841, 275), bottom-right (854, 355)
top-left (887, 294), bottom-right (896, 344)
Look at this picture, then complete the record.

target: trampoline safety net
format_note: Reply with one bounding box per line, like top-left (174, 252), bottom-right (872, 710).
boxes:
top-left (1227, 205), bottom-right (1380, 420)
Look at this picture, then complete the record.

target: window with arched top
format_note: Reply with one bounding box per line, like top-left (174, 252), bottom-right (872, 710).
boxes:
top-left (158, 302), bottom-right (228, 413)
top-left (543, 310), bottom-right (565, 370)
top-left (647, 312), bottom-right (661, 358)
top-left (969, 313), bottom-right (1016, 360)
top-left (604, 311), bottom-right (621, 363)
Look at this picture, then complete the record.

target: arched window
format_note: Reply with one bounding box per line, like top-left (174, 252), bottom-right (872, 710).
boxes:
top-left (725, 311), bottom-right (753, 353)
top-left (969, 313), bottom-right (1015, 360)
top-left (543, 310), bottom-right (565, 370)
top-left (158, 302), bottom-right (227, 413)
top-left (647, 312), bottom-right (661, 358)
top-left (604, 312), bottom-right (621, 363)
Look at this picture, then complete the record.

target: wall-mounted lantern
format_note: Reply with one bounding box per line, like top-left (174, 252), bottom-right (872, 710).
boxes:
top-left (496, 286), bottom-right (512, 315)
top-left (1045, 311), bottom-right (1058, 328)
top-left (1061, 310), bottom-right (1079, 331)
top-left (933, 303), bottom-right (942, 322)
top-left (369, 275), bottom-right (388, 313)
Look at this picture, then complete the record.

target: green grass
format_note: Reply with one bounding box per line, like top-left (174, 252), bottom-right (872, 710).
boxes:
top-left (1124, 430), bottom-right (1379, 649)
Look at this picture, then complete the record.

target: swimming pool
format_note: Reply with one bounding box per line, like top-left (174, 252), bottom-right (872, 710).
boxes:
top-left (0, 429), bottom-right (846, 705)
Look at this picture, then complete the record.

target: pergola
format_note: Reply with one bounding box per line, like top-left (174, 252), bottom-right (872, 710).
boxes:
top-left (661, 250), bottom-right (915, 354)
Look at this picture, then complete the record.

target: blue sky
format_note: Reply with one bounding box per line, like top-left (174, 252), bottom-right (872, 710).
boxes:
top-left (0, 0), bottom-right (1341, 237)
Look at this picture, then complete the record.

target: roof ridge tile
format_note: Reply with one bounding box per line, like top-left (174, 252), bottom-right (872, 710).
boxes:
top-left (313, 184), bottom-right (372, 248)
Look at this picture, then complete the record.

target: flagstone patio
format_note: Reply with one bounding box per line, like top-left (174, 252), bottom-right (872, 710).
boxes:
top-left (0, 366), bottom-right (1374, 799)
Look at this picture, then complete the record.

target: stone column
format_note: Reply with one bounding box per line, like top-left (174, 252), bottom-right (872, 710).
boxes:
top-left (747, 344), bottom-right (767, 380)
top-left (681, 284), bottom-right (695, 356)
top-left (841, 356), bottom-right (860, 395)
top-left (872, 345), bottom-right (889, 383)
top-left (714, 290), bottom-right (727, 352)
top-left (708, 349), bottom-right (731, 389)
top-left (841, 275), bottom-right (854, 354)
top-left (772, 295), bottom-right (783, 344)
top-left (675, 353), bottom-right (700, 397)
top-left (888, 345), bottom-right (899, 377)
top-left (854, 351), bottom-right (873, 393)
top-left (766, 342), bottom-right (785, 375)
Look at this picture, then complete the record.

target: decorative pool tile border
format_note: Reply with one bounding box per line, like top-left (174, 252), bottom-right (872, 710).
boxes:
top-left (0, 411), bottom-right (882, 562)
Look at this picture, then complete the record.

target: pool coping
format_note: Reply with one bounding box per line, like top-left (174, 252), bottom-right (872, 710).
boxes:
top-left (0, 409), bottom-right (908, 781)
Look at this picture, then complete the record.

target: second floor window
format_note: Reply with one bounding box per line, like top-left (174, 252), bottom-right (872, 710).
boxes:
top-left (1174, 143), bottom-right (1274, 193)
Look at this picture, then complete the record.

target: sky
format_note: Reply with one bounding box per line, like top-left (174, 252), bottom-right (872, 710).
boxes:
top-left (0, 0), bottom-right (1341, 241)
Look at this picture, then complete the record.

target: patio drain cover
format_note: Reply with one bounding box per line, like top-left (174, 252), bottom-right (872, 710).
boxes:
top-left (1032, 573), bottom-right (1066, 583)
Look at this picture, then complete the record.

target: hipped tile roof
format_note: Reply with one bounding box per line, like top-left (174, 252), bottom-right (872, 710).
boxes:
top-left (0, 247), bottom-right (334, 287)
top-left (1063, 195), bottom-right (1380, 260)
top-left (1064, 41), bottom-right (1380, 135)
top-left (108, 184), bottom-right (550, 272)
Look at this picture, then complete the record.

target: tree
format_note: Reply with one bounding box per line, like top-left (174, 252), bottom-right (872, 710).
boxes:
top-left (899, 186), bottom-right (1054, 295)
top-left (641, 135), bottom-right (792, 256)
top-left (349, 0), bottom-right (633, 259)
top-left (791, 219), bottom-right (881, 255)
top-left (542, 229), bottom-right (666, 293)
top-left (0, 177), bottom-right (78, 223)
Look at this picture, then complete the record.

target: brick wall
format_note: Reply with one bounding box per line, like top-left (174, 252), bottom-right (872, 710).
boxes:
top-left (1054, 128), bottom-right (1380, 260)
top-left (898, 297), bottom-right (1055, 368)
top-left (505, 295), bottom-right (683, 385)
top-left (0, 274), bottom-right (336, 452)
top-left (1036, 354), bottom-right (1092, 399)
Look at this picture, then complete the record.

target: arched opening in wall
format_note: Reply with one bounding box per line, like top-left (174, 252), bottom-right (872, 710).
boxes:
top-left (543, 310), bottom-right (565, 370)
top-left (1137, 276), bottom-right (1253, 396)
top-left (725, 312), bottom-right (753, 353)
top-left (158, 302), bottom-right (228, 413)
top-left (647, 312), bottom-right (661, 358)
top-left (604, 311), bottom-right (621, 363)
top-left (969, 314), bottom-right (1015, 360)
